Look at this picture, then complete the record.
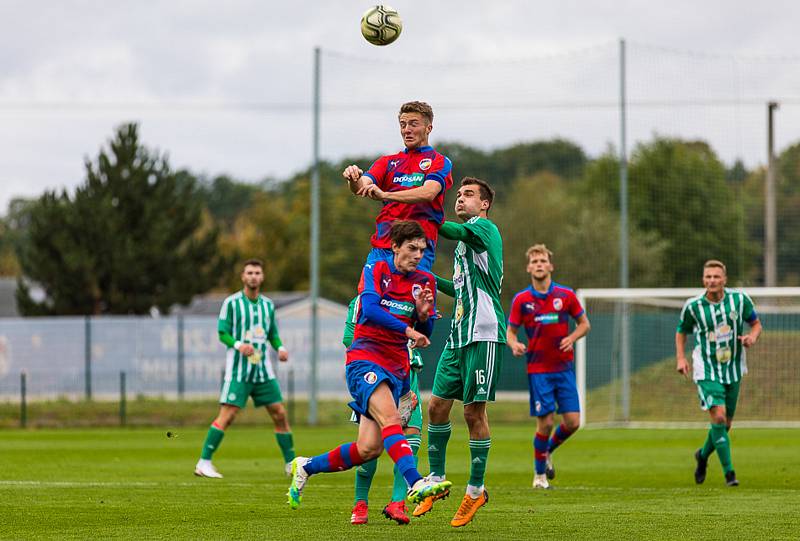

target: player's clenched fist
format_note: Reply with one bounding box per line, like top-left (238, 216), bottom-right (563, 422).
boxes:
top-left (342, 164), bottom-right (363, 182)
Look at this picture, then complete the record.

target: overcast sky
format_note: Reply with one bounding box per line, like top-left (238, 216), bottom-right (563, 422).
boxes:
top-left (2, 0), bottom-right (800, 212)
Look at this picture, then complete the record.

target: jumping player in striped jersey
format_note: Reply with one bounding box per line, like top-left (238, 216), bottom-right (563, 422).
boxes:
top-left (416, 177), bottom-right (505, 528)
top-left (343, 296), bottom-right (426, 525)
top-left (287, 221), bottom-right (451, 510)
top-left (506, 244), bottom-right (590, 489)
top-left (195, 259), bottom-right (295, 479)
top-left (342, 101), bottom-right (453, 276)
top-left (676, 260), bottom-right (762, 487)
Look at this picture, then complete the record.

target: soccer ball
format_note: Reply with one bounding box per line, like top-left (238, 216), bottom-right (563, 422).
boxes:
top-left (360, 5), bottom-right (402, 46)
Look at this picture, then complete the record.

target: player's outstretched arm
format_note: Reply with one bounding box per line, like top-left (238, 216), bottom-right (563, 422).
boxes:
top-left (433, 273), bottom-right (455, 297)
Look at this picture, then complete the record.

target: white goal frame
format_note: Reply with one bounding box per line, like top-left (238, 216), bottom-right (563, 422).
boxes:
top-left (574, 287), bottom-right (800, 427)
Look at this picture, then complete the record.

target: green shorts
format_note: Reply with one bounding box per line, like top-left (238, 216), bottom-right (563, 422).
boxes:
top-left (348, 370), bottom-right (422, 430)
top-left (432, 341), bottom-right (502, 405)
top-left (219, 377), bottom-right (283, 409)
top-left (696, 379), bottom-right (741, 418)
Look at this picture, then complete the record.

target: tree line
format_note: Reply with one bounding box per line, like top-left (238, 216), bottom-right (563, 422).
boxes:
top-left (1, 123), bottom-right (798, 316)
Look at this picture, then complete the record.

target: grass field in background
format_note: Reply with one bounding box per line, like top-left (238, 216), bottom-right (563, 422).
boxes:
top-left (2, 424), bottom-right (799, 540)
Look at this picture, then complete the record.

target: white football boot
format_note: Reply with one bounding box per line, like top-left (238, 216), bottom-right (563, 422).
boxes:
top-left (194, 459), bottom-right (223, 478)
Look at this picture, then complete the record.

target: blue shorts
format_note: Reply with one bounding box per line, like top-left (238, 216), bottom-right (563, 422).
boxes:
top-left (366, 244), bottom-right (435, 273)
top-left (346, 360), bottom-right (410, 421)
top-left (528, 369), bottom-right (580, 417)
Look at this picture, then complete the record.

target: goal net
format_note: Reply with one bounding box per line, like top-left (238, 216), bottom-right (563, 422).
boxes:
top-left (575, 287), bottom-right (800, 427)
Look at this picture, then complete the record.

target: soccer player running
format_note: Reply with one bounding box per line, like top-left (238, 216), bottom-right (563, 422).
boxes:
top-left (676, 260), bottom-right (762, 487)
top-left (287, 221), bottom-right (452, 510)
top-left (416, 177), bottom-right (505, 528)
top-left (506, 245), bottom-right (591, 489)
top-left (342, 101), bottom-right (453, 275)
top-left (195, 259), bottom-right (294, 479)
top-left (343, 296), bottom-right (426, 525)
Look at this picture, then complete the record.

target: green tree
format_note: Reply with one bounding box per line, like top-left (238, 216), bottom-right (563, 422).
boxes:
top-left (585, 137), bottom-right (751, 286)
top-left (16, 123), bottom-right (226, 315)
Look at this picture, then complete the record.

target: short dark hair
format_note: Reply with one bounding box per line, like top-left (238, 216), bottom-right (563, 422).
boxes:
top-left (461, 177), bottom-right (495, 209)
top-left (399, 101), bottom-right (434, 124)
top-left (390, 220), bottom-right (426, 247)
top-left (242, 258), bottom-right (263, 271)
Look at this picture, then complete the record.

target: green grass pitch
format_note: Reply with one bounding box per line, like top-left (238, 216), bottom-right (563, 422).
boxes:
top-left (2, 424), bottom-right (799, 540)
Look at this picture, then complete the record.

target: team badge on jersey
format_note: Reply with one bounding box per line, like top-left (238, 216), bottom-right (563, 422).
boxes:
top-left (364, 372), bottom-right (378, 384)
top-left (412, 283), bottom-right (422, 300)
top-left (419, 158), bottom-right (432, 171)
top-left (553, 298), bottom-right (563, 311)
top-left (455, 298), bottom-right (464, 321)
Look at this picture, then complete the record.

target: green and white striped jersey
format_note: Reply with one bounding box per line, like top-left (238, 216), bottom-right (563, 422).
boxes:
top-left (446, 216), bottom-right (506, 349)
top-left (677, 288), bottom-right (758, 384)
top-left (218, 291), bottom-right (282, 383)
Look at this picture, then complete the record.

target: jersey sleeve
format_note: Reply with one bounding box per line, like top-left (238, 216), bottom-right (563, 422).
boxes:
top-left (508, 292), bottom-right (524, 328)
top-left (462, 217), bottom-right (496, 251)
top-left (568, 291), bottom-right (585, 319)
top-left (266, 300), bottom-right (283, 350)
top-left (424, 155), bottom-right (453, 192)
top-left (363, 155), bottom-right (390, 189)
top-left (676, 300), bottom-right (696, 334)
top-left (217, 298), bottom-right (233, 334)
top-left (742, 292), bottom-right (758, 323)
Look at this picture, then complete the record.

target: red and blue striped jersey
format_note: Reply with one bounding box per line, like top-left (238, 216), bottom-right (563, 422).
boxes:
top-left (347, 259), bottom-right (437, 378)
top-left (508, 282), bottom-right (585, 374)
top-left (363, 146), bottom-right (453, 249)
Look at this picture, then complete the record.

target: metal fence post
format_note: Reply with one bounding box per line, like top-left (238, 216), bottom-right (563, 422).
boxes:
top-left (177, 315), bottom-right (185, 400)
top-left (84, 315), bottom-right (92, 400)
top-left (20, 371), bottom-right (27, 428)
top-left (288, 368), bottom-right (295, 427)
top-left (120, 371), bottom-right (127, 427)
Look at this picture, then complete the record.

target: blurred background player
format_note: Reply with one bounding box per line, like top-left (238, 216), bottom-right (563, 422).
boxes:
top-left (506, 245), bottom-right (591, 489)
top-left (195, 259), bottom-right (294, 478)
top-left (676, 260), bottom-right (762, 487)
top-left (418, 177), bottom-right (505, 528)
top-left (344, 295), bottom-right (425, 525)
top-left (342, 101), bottom-right (453, 275)
top-left (287, 221), bottom-right (451, 510)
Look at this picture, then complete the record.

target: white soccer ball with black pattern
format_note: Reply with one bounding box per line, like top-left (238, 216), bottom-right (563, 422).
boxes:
top-left (360, 5), bottom-right (402, 46)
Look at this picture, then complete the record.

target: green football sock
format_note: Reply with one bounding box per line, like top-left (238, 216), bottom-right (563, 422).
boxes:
top-left (710, 423), bottom-right (733, 474)
top-left (427, 422), bottom-right (451, 478)
top-left (200, 424), bottom-right (225, 460)
top-left (275, 432), bottom-right (295, 463)
top-left (354, 459), bottom-right (378, 504)
top-left (391, 434), bottom-right (421, 502)
top-left (468, 438), bottom-right (491, 488)
top-left (700, 429), bottom-right (716, 460)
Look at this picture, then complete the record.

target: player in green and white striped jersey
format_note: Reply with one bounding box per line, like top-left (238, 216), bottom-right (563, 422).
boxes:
top-left (419, 177), bottom-right (506, 527)
top-left (194, 259), bottom-right (295, 479)
top-left (676, 260), bottom-right (762, 487)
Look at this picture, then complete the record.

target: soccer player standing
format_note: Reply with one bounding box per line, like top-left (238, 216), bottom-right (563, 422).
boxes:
top-left (676, 260), bottom-right (762, 486)
top-left (343, 296), bottom-right (426, 525)
top-left (195, 259), bottom-right (295, 478)
top-left (416, 177), bottom-right (505, 528)
top-left (506, 245), bottom-right (591, 489)
top-left (287, 221), bottom-right (452, 509)
top-left (342, 101), bottom-right (453, 274)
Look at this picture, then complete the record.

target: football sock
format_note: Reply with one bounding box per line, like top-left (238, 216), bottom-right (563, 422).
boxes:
top-left (427, 422), bottom-right (452, 478)
top-left (391, 433), bottom-right (421, 502)
top-left (200, 422), bottom-right (225, 460)
top-left (304, 442), bottom-right (365, 475)
top-left (382, 425), bottom-right (422, 487)
top-left (468, 438), bottom-right (491, 488)
top-left (700, 429), bottom-right (716, 460)
top-left (547, 423), bottom-right (575, 454)
top-left (534, 432), bottom-right (549, 475)
top-left (710, 423), bottom-right (733, 474)
top-left (354, 458), bottom-right (378, 504)
top-left (275, 432), bottom-right (295, 463)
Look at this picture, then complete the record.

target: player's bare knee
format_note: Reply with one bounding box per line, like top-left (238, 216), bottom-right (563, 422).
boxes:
top-left (427, 397), bottom-right (451, 424)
